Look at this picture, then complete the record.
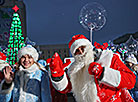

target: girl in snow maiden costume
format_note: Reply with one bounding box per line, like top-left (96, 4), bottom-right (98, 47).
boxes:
top-left (48, 34), bottom-right (136, 102)
top-left (0, 45), bottom-right (52, 102)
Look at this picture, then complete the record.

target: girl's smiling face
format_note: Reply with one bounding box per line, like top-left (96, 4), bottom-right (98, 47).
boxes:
top-left (20, 54), bottom-right (34, 69)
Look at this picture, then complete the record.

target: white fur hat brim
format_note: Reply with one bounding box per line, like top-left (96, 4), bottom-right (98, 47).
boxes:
top-left (70, 39), bottom-right (93, 56)
top-left (0, 60), bottom-right (9, 71)
top-left (17, 45), bottom-right (39, 62)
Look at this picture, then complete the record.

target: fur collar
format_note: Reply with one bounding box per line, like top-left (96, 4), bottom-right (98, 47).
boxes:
top-left (18, 63), bottom-right (39, 74)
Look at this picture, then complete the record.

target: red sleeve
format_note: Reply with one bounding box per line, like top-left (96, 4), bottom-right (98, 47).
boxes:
top-left (111, 54), bottom-right (136, 89)
top-left (50, 80), bottom-right (68, 102)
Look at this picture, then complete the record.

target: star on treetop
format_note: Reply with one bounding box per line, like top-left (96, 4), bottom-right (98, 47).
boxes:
top-left (12, 5), bottom-right (19, 12)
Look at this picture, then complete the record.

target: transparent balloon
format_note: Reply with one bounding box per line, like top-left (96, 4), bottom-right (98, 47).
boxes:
top-left (79, 2), bottom-right (107, 31)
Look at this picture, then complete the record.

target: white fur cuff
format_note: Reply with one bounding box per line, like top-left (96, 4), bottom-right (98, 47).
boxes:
top-left (51, 72), bottom-right (68, 91)
top-left (100, 67), bottom-right (121, 87)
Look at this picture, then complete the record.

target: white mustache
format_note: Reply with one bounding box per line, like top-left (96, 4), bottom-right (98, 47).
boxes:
top-left (74, 51), bottom-right (87, 62)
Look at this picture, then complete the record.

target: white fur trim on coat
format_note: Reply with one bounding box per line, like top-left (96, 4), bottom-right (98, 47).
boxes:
top-left (100, 67), bottom-right (121, 87)
top-left (70, 39), bottom-right (93, 56)
top-left (97, 50), bottom-right (113, 68)
top-left (50, 72), bottom-right (68, 91)
top-left (0, 79), bottom-right (14, 94)
top-left (97, 50), bottom-right (121, 87)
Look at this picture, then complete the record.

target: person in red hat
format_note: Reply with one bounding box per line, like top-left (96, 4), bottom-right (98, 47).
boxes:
top-left (48, 34), bottom-right (136, 102)
top-left (0, 52), bottom-right (7, 61)
top-left (0, 52), bottom-right (9, 83)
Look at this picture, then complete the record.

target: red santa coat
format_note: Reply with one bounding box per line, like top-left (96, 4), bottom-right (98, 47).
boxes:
top-left (50, 50), bottom-right (136, 102)
top-left (49, 80), bottom-right (68, 102)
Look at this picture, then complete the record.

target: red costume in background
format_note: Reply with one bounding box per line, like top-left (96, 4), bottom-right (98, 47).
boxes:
top-left (0, 52), bottom-right (7, 83)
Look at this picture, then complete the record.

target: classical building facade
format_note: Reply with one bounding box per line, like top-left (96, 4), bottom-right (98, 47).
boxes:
top-left (37, 44), bottom-right (70, 61)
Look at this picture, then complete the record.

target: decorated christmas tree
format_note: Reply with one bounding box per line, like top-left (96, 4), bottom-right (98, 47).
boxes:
top-left (7, 5), bottom-right (26, 65)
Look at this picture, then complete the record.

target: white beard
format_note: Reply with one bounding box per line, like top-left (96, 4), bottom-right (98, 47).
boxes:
top-left (72, 45), bottom-right (94, 73)
top-left (68, 46), bottom-right (100, 102)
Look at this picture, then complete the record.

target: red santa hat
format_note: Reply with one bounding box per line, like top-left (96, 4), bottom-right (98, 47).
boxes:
top-left (17, 45), bottom-right (39, 62)
top-left (0, 52), bottom-right (7, 61)
top-left (0, 52), bottom-right (9, 71)
top-left (69, 34), bottom-right (93, 55)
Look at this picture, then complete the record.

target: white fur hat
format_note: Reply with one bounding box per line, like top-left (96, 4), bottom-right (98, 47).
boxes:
top-left (17, 45), bottom-right (39, 62)
top-left (0, 60), bottom-right (9, 71)
top-left (125, 54), bottom-right (137, 64)
top-left (69, 34), bottom-right (93, 56)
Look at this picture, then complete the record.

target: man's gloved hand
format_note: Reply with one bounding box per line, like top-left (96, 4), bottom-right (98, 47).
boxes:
top-left (88, 62), bottom-right (104, 79)
top-left (47, 52), bottom-right (71, 77)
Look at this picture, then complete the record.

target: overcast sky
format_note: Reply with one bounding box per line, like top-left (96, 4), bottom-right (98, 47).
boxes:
top-left (23, 0), bottom-right (138, 45)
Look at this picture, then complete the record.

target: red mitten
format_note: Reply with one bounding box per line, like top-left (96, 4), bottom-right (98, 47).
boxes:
top-left (49, 53), bottom-right (71, 77)
top-left (46, 58), bottom-right (52, 65)
top-left (88, 62), bottom-right (104, 79)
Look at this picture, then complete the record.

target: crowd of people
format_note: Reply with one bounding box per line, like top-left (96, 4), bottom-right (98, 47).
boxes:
top-left (124, 54), bottom-right (138, 101)
top-left (0, 34), bottom-right (137, 102)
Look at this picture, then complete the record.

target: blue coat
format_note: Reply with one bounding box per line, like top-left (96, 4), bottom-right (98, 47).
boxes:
top-left (0, 63), bottom-right (52, 102)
